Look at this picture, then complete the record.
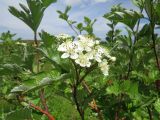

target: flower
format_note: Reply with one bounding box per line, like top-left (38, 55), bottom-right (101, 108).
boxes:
top-left (58, 41), bottom-right (78, 59)
top-left (57, 41), bottom-right (72, 52)
top-left (86, 49), bottom-right (102, 62)
top-left (56, 34), bottom-right (72, 41)
top-left (57, 34), bottom-right (115, 76)
top-left (16, 42), bottom-right (27, 46)
top-left (94, 52), bottom-right (102, 62)
top-left (95, 40), bottom-right (100, 45)
top-left (76, 35), bottom-right (95, 52)
top-left (110, 56), bottom-right (116, 61)
top-left (98, 59), bottom-right (110, 76)
top-left (92, 46), bottom-right (106, 62)
top-left (75, 53), bottom-right (91, 67)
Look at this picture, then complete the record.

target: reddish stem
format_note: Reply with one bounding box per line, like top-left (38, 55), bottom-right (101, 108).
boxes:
top-left (30, 103), bottom-right (55, 120)
top-left (114, 111), bottom-right (119, 120)
top-left (39, 89), bottom-right (49, 112)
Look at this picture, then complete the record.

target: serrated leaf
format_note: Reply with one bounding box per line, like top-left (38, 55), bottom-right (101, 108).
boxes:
top-left (106, 81), bottom-right (120, 96)
top-left (9, 0), bottom-right (56, 32)
top-left (11, 85), bottom-right (31, 93)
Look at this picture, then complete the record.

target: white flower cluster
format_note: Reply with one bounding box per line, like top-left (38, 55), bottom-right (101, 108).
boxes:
top-left (57, 35), bottom-right (116, 76)
top-left (56, 34), bottom-right (72, 41)
top-left (16, 42), bottom-right (27, 46)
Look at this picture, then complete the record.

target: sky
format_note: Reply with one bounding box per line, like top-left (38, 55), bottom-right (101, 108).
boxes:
top-left (0, 0), bottom-right (138, 40)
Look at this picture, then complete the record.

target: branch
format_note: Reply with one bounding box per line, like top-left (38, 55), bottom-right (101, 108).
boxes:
top-left (71, 60), bottom-right (79, 83)
top-left (114, 110), bottom-right (119, 120)
top-left (67, 21), bottom-right (79, 36)
top-left (72, 85), bottom-right (84, 120)
top-left (34, 31), bottom-right (39, 47)
top-left (39, 89), bottom-right (49, 112)
top-left (30, 103), bottom-right (55, 120)
top-left (17, 95), bottom-right (56, 120)
top-left (78, 63), bottom-right (97, 85)
top-left (147, 106), bottom-right (153, 120)
top-left (82, 81), bottom-right (104, 120)
top-left (149, 1), bottom-right (160, 71)
top-left (126, 8), bottom-right (143, 79)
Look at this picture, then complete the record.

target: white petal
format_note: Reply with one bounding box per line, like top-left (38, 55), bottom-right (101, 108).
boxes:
top-left (77, 45), bottom-right (84, 52)
top-left (95, 40), bottom-right (100, 45)
top-left (95, 57), bottom-right (102, 63)
top-left (94, 53), bottom-right (102, 62)
top-left (61, 53), bottom-right (69, 58)
top-left (58, 43), bottom-right (66, 51)
top-left (88, 40), bottom-right (95, 47)
top-left (85, 47), bottom-right (92, 52)
top-left (78, 35), bottom-right (84, 40)
top-left (75, 59), bottom-right (80, 64)
top-left (80, 63), bottom-right (86, 67)
top-left (103, 71), bottom-right (109, 76)
top-left (87, 53), bottom-right (94, 60)
top-left (110, 57), bottom-right (116, 61)
top-left (86, 62), bottom-right (91, 67)
top-left (70, 53), bottom-right (78, 59)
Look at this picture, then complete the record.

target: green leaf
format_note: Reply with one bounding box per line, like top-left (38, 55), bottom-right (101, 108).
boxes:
top-left (131, 0), bottom-right (144, 8)
top-left (154, 99), bottom-right (160, 112)
top-left (65, 6), bottom-right (71, 14)
top-left (106, 81), bottom-right (120, 96)
top-left (57, 6), bottom-right (71, 21)
top-left (104, 5), bottom-right (143, 30)
top-left (137, 24), bottom-right (151, 38)
top-left (9, 0), bottom-right (56, 32)
top-left (5, 108), bottom-right (32, 120)
top-left (41, 0), bottom-right (57, 7)
top-left (39, 30), bottom-right (56, 47)
top-left (0, 64), bottom-right (22, 75)
top-left (0, 100), bottom-right (15, 114)
top-left (106, 80), bottom-right (139, 98)
top-left (144, 0), bottom-right (152, 19)
top-left (83, 17), bottom-right (96, 35)
top-left (11, 85), bottom-right (31, 93)
top-left (84, 17), bottom-right (92, 24)
top-left (23, 73), bottom-right (71, 94)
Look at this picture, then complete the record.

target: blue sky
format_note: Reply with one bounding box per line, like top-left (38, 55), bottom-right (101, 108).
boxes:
top-left (0, 0), bottom-right (138, 40)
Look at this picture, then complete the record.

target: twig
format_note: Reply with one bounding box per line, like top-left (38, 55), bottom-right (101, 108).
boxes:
top-left (34, 30), bottom-right (55, 120)
top-left (82, 81), bottom-right (104, 120)
top-left (30, 103), bottom-right (55, 120)
top-left (72, 85), bottom-right (84, 120)
top-left (114, 110), bottom-right (119, 120)
top-left (71, 59), bottom-right (79, 83)
top-left (39, 89), bottom-right (49, 112)
top-left (78, 63), bottom-right (97, 85)
top-left (151, 27), bottom-right (160, 71)
top-left (17, 95), bottom-right (55, 120)
top-left (149, 0), bottom-right (160, 71)
top-left (147, 106), bottom-right (153, 120)
top-left (67, 21), bottom-right (79, 36)
top-left (34, 31), bottom-right (38, 47)
top-left (126, 8), bottom-right (143, 79)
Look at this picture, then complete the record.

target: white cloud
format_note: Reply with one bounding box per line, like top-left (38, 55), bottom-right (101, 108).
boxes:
top-left (93, 17), bottom-right (110, 39)
top-left (94, 0), bottom-right (110, 3)
top-left (62, 0), bottom-right (110, 6)
top-left (1, 0), bottom-right (27, 9)
top-left (0, 0), bottom-right (29, 31)
top-left (0, 0), bottom-right (117, 39)
top-left (63, 0), bottom-right (81, 6)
